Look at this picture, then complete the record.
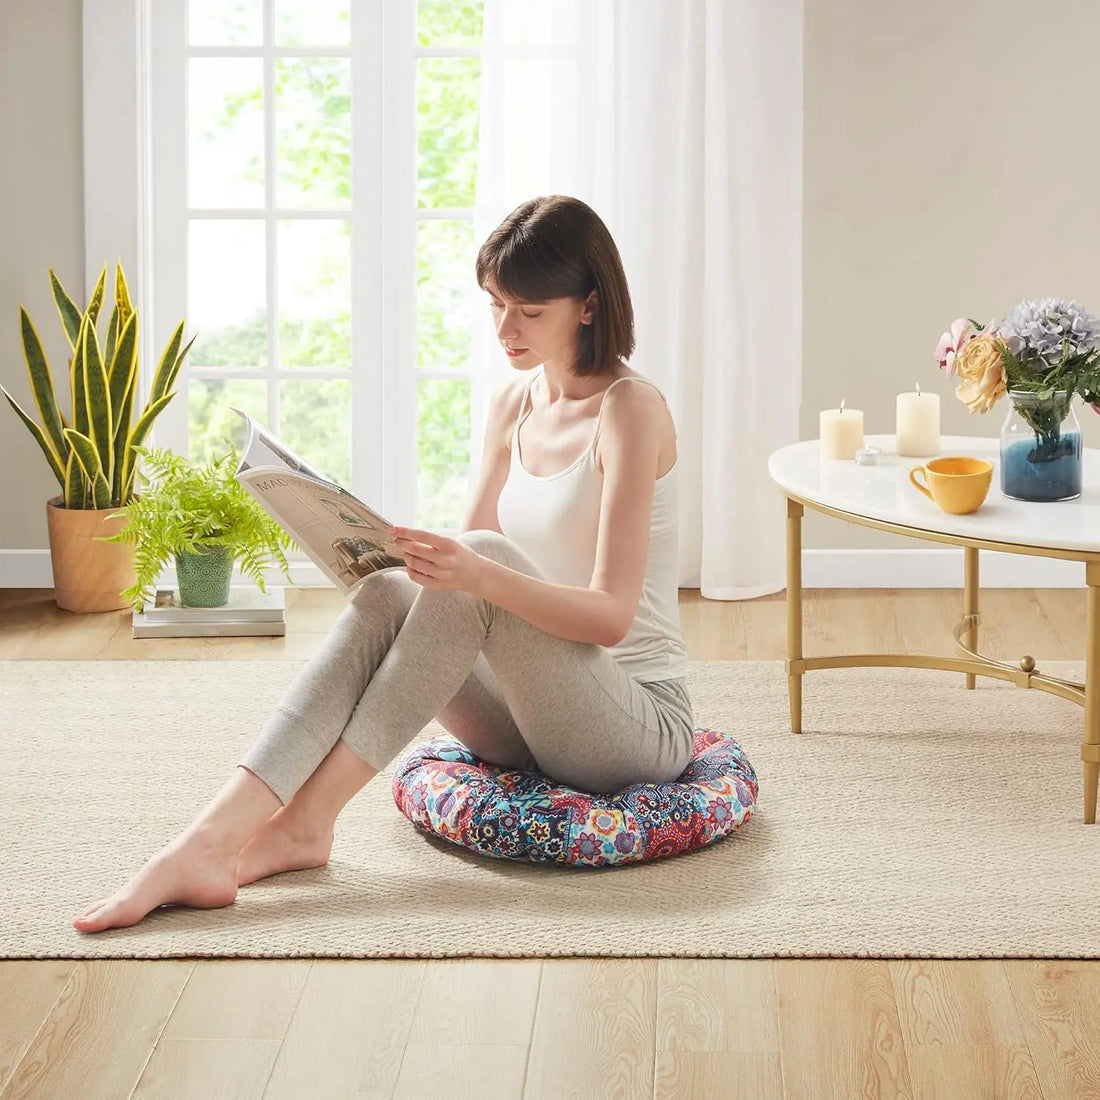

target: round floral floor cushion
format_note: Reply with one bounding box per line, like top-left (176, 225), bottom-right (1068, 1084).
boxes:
top-left (391, 728), bottom-right (758, 867)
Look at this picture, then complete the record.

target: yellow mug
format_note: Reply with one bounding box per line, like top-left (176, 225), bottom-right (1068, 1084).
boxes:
top-left (909, 456), bottom-right (993, 515)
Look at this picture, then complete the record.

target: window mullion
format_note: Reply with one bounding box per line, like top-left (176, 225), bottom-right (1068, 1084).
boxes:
top-left (380, 0), bottom-right (418, 524)
top-left (350, 0), bottom-right (386, 513)
top-left (149, 0), bottom-right (189, 454)
top-left (262, 0), bottom-right (278, 433)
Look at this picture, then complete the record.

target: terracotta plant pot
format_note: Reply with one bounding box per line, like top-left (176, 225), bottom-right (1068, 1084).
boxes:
top-left (45, 496), bottom-right (135, 613)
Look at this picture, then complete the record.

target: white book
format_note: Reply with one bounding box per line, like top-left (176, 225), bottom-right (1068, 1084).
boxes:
top-left (132, 617), bottom-right (287, 639)
top-left (140, 586), bottom-right (286, 623)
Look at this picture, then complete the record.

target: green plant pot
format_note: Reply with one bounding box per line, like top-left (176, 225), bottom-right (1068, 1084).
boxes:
top-left (175, 546), bottom-right (234, 608)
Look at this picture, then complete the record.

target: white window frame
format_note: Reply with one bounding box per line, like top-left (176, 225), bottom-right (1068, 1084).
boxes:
top-left (84, 0), bottom-right (488, 586)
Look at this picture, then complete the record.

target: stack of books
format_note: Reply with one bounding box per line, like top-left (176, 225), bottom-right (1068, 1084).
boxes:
top-left (132, 587), bottom-right (287, 638)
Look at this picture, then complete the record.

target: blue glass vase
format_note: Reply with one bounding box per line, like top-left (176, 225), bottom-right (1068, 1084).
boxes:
top-left (999, 389), bottom-right (1082, 502)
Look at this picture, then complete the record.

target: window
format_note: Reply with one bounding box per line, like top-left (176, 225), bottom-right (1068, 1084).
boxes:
top-left (149, 0), bottom-right (486, 534)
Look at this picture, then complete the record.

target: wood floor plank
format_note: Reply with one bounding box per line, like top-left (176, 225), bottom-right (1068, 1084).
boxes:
top-left (1, 960), bottom-right (192, 1100)
top-left (904, 1045), bottom-right (1042, 1100)
top-left (0, 961), bottom-right (76, 1094)
top-left (803, 589), bottom-right (901, 659)
top-left (893, 587), bottom-right (1065, 665)
top-left (679, 590), bottom-right (788, 662)
top-left (131, 1039), bottom-right (281, 1100)
top-left (1005, 961), bottom-right (1100, 1100)
top-left (889, 960), bottom-right (1026, 1047)
top-left (524, 959), bottom-right (657, 1100)
top-left (391, 1043), bottom-right (529, 1100)
top-left (406, 959), bottom-right (542, 1047)
top-left (0, 600), bottom-right (123, 659)
top-left (774, 959), bottom-right (913, 1100)
top-left (890, 961), bottom-right (1042, 1099)
top-left (262, 960), bottom-right (425, 1099)
top-left (654, 1051), bottom-right (786, 1099)
top-left (160, 960), bottom-right (311, 1041)
top-left (656, 959), bottom-right (779, 1053)
top-left (1035, 588), bottom-right (1087, 660)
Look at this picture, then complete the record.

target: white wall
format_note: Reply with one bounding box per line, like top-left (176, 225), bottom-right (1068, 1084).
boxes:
top-left (803, 0), bottom-right (1100, 560)
top-left (3, 0), bottom-right (1099, 586)
top-left (0, 0), bottom-right (85, 552)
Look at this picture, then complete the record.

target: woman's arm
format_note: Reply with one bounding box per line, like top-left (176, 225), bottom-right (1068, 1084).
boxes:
top-left (394, 382), bottom-right (667, 648)
top-left (462, 377), bottom-right (526, 535)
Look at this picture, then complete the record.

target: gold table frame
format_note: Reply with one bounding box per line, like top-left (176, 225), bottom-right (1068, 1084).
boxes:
top-left (783, 494), bottom-right (1100, 823)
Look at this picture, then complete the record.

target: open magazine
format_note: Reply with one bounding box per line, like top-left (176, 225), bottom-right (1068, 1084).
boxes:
top-left (232, 407), bottom-right (406, 595)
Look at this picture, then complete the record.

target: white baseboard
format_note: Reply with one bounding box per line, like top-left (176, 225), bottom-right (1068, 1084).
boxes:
top-left (0, 550), bottom-right (56, 588)
top-left (800, 548), bottom-right (1083, 588)
top-left (0, 547), bottom-right (1085, 590)
top-left (0, 551), bottom-right (329, 591)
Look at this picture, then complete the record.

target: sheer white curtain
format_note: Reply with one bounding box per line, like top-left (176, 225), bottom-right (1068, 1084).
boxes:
top-left (472, 0), bottom-right (803, 599)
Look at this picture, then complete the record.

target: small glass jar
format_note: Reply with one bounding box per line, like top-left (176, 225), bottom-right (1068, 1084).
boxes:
top-left (999, 389), bottom-right (1082, 502)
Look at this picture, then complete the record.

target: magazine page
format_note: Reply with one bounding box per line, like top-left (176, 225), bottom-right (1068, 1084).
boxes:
top-left (237, 467), bottom-right (406, 595)
top-left (231, 409), bottom-right (405, 595)
top-left (232, 406), bottom-right (334, 484)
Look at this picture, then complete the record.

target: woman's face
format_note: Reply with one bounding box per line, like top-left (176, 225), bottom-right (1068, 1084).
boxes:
top-left (485, 277), bottom-right (593, 371)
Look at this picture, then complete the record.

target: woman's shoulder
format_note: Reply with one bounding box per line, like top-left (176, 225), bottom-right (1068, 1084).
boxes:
top-left (483, 374), bottom-right (531, 447)
top-left (595, 369), bottom-right (677, 474)
top-left (491, 374), bottom-right (530, 418)
top-left (602, 369), bottom-right (671, 418)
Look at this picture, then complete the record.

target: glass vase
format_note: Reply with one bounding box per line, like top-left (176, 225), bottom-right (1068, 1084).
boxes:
top-left (999, 389), bottom-right (1082, 502)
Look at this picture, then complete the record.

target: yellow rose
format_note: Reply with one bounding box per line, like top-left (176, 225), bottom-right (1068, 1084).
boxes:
top-left (954, 334), bottom-right (1007, 413)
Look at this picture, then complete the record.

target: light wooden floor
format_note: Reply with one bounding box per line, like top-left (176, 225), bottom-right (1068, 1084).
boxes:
top-left (1, 587), bottom-right (1098, 1099)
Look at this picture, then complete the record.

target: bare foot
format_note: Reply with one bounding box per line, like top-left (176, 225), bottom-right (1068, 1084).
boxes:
top-left (236, 808), bottom-right (333, 886)
top-left (73, 832), bottom-right (240, 933)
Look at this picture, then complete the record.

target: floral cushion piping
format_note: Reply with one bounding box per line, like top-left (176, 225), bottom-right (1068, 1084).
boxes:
top-left (392, 728), bottom-right (758, 868)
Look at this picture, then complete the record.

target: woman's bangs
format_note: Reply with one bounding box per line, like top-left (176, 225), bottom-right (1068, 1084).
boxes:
top-left (482, 237), bottom-right (577, 303)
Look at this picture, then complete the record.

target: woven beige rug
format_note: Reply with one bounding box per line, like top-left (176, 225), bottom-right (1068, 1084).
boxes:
top-left (3, 658), bottom-right (1099, 960)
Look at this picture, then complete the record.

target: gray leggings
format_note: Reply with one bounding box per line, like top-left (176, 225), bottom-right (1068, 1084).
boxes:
top-left (240, 530), bottom-right (695, 803)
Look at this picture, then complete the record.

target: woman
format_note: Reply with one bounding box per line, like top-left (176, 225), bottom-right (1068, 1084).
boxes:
top-left (75, 195), bottom-right (693, 933)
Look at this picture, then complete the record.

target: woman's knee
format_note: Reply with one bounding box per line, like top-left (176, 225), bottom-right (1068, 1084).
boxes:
top-left (458, 530), bottom-right (541, 575)
top-left (347, 567), bottom-right (417, 619)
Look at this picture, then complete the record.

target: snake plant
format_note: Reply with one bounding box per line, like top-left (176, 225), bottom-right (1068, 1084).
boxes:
top-left (1, 264), bottom-right (194, 509)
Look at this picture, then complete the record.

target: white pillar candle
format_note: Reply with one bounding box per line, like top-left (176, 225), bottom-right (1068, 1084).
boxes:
top-left (819, 401), bottom-right (865, 460)
top-left (896, 387), bottom-right (940, 456)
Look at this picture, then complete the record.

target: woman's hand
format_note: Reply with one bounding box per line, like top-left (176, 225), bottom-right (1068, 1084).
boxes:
top-left (390, 527), bottom-right (487, 594)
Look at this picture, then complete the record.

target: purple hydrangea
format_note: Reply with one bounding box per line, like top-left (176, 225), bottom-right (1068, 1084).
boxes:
top-left (998, 298), bottom-right (1100, 371)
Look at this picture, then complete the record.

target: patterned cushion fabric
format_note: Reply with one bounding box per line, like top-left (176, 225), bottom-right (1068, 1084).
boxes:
top-left (392, 728), bottom-right (758, 867)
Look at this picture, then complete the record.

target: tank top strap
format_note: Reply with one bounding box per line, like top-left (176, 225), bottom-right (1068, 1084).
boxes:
top-left (591, 376), bottom-right (670, 456)
top-left (512, 368), bottom-right (543, 447)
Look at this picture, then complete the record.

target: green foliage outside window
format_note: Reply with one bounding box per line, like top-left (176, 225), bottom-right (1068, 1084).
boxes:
top-left (188, 0), bottom-right (485, 529)
top-left (417, 0), bottom-right (483, 47)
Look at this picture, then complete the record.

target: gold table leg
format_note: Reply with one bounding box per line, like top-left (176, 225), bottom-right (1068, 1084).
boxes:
top-left (1084, 562), bottom-right (1100, 824)
top-left (963, 547), bottom-right (979, 690)
top-left (786, 497), bottom-right (804, 734)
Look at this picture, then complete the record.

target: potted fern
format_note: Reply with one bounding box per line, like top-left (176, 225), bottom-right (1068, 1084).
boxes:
top-left (106, 447), bottom-right (296, 609)
top-left (1, 264), bottom-right (192, 612)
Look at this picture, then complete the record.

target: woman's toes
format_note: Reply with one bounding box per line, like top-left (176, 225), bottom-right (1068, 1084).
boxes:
top-left (70, 838), bottom-right (241, 933)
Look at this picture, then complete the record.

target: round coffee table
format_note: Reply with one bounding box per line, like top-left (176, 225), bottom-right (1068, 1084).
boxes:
top-left (768, 434), bottom-right (1100, 823)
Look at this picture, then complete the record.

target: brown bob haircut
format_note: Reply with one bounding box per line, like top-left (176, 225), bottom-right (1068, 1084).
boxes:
top-left (475, 195), bottom-right (635, 376)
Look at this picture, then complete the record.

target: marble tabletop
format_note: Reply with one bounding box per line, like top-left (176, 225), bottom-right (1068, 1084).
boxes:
top-left (768, 434), bottom-right (1100, 554)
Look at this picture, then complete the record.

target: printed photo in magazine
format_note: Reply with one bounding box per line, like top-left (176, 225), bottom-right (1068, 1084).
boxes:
top-left (231, 407), bottom-right (406, 595)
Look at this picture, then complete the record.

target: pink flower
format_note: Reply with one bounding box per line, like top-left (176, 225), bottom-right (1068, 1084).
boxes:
top-left (935, 318), bottom-right (981, 378)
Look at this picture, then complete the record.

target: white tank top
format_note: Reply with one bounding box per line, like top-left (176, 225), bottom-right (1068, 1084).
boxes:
top-left (496, 369), bottom-right (687, 682)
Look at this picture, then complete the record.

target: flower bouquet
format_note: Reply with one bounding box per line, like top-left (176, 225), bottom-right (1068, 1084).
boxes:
top-left (935, 298), bottom-right (1100, 500)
